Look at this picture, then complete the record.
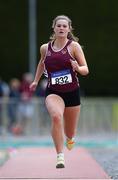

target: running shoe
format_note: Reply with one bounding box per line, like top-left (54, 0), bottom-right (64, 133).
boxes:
top-left (66, 137), bottom-right (75, 150)
top-left (56, 153), bottom-right (65, 168)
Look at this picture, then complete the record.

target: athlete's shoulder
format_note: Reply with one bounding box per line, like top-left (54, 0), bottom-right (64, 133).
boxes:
top-left (40, 43), bottom-right (49, 57)
top-left (71, 41), bottom-right (81, 47)
top-left (40, 43), bottom-right (48, 52)
top-left (70, 41), bottom-right (83, 52)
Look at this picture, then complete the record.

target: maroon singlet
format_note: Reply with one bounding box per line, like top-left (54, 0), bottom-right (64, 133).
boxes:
top-left (44, 40), bottom-right (79, 92)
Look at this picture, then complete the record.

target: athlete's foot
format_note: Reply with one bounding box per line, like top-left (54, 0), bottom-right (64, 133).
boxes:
top-left (56, 153), bottom-right (65, 168)
top-left (66, 137), bottom-right (75, 150)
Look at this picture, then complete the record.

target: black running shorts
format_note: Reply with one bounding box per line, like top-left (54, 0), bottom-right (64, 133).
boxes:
top-left (45, 87), bottom-right (81, 107)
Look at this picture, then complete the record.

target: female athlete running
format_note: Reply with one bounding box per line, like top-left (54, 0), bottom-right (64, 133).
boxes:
top-left (30, 15), bottom-right (89, 168)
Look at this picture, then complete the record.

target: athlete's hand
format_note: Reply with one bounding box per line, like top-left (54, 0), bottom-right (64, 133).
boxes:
top-left (70, 59), bottom-right (79, 72)
top-left (29, 81), bottom-right (38, 92)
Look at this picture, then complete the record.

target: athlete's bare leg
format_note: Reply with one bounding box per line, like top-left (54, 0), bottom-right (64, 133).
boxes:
top-left (64, 105), bottom-right (80, 139)
top-left (45, 94), bottom-right (65, 153)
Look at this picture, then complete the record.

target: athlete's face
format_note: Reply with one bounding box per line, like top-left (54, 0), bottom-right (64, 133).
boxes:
top-left (54, 19), bottom-right (70, 38)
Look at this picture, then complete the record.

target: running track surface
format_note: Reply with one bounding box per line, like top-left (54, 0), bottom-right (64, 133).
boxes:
top-left (0, 147), bottom-right (110, 180)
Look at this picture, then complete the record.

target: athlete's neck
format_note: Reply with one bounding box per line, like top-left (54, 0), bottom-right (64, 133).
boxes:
top-left (53, 38), bottom-right (68, 50)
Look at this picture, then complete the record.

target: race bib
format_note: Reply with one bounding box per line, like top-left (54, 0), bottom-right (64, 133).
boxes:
top-left (51, 70), bottom-right (72, 85)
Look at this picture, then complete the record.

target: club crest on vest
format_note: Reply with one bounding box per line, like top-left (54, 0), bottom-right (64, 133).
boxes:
top-left (47, 50), bottom-right (51, 56)
top-left (61, 49), bottom-right (67, 54)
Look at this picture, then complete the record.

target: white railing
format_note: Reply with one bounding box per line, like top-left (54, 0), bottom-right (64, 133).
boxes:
top-left (0, 97), bottom-right (118, 137)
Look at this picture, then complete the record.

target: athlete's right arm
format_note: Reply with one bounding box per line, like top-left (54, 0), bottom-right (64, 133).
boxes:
top-left (30, 44), bottom-right (48, 91)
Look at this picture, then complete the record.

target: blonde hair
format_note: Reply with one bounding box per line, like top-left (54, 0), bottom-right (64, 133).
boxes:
top-left (50, 15), bottom-right (79, 42)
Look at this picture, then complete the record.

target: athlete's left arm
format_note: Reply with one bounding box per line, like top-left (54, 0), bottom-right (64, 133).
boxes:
top-left (71, 42), bottom-right (89, 76)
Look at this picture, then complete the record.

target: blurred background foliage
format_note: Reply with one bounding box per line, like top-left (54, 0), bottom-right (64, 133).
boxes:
top-left (0, 0), bottom-right (118, 96)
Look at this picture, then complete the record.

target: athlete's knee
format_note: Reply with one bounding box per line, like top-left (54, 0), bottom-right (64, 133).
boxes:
top-left (51, 112), bottom-right (63, 125)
